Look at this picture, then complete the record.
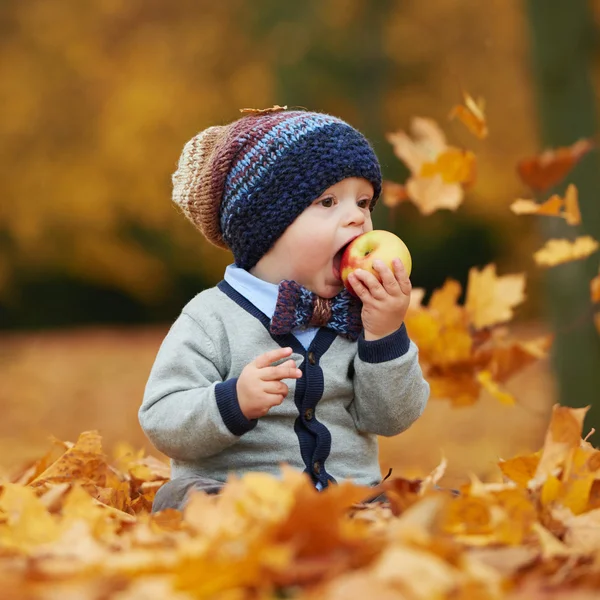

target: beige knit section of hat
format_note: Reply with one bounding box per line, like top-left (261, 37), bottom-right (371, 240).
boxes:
top-left (171, 125), bottom-right (229, 249)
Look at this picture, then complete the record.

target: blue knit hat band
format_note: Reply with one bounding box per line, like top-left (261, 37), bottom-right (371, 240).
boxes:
top-left (219, 115), bottom-right (382, 270)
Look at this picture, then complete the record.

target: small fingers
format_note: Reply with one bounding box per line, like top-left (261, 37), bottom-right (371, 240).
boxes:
top-left (254, 346), bottom-right (293, 369)
top-left (263, 381), bottom-right (289, 396)
top-left (393, 259), bottom-right (412, 295)
top-left (263, 393), bottom-right (286, 415)
top-left (349, 268), bottom-right (386, 300)
top-left (261, 359), bottom-right (302, 381)
top-left (373, 260), bottom-right (401, 295)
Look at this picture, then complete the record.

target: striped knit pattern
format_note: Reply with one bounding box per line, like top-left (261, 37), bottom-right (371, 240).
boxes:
top-left (171, 109), bottom-right (382, 270)
top-left (270, 280), bottom-right (363, 341)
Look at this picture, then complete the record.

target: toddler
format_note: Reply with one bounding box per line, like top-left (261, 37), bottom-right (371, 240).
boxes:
top-left (139, 108), bottom-right (430, 512)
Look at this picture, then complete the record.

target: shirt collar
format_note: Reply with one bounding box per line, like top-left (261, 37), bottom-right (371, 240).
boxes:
top-left (223, 263), bottom-right (279, 319)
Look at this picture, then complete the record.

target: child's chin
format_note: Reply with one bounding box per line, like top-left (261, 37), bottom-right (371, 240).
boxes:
top-left (320, 282), bottom-right (344, 298)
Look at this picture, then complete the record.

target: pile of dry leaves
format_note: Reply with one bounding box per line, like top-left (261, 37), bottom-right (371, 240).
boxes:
top-left (0, 405), bottom-right (600, 599)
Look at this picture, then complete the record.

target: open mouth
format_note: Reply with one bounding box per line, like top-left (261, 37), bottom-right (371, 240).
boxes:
top-left (332, 237), bottom-right (359, 281)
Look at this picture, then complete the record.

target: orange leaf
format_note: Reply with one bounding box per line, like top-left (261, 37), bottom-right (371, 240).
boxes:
top-left (428, 374), bottom-right (481, 406)
top-left (449, 92), bottom-right (488, 139)
top-left (533, 236), bottom-right (599, 267)
top-left (420, 148), bottom-right (477, 186)
top-left (510, 184), bottom-right (581, 226)
top-left (239, 104), bottom-right (287, 115)
top-left (478, 334), bottom-right (553, 384)
top-left (590, 268), bottom-right (600, 303)
top-left (510, 196), bottom-right (564, 218)
top-left (498, 453), bottom-right (541, 488)
top-left (517, 139), bottom-right (594, 192)
top-left (381, 180), bottom-right (410, 208)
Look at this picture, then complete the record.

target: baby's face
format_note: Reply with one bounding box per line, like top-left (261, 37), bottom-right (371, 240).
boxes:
top-left (250, 177), bottom-right (375, 298)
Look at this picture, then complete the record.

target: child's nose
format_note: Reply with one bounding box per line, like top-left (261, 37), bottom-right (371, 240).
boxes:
top-left (344, 204), bottom-right (366, 227)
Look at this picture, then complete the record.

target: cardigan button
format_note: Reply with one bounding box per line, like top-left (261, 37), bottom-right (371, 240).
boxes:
top-left (304, 408), bottom-right (314, 420)
top-left (313, 461), bottom-right (321, 474)
top-left (308, 351), bottom-right (316, 365)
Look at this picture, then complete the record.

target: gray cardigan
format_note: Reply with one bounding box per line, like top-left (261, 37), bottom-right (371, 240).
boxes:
top-left (139, 280), bottom-right (429, 489)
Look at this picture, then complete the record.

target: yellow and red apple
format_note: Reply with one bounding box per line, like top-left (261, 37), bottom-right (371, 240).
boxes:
top-left (340, 230), bottom-right (412, 296)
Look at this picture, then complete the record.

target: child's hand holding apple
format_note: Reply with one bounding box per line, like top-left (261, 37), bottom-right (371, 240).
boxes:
top-left (341, 230), bottom-right (412, 341)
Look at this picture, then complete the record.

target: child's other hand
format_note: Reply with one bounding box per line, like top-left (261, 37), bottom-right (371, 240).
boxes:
top-left (237, 347), bottom-right (302, 420)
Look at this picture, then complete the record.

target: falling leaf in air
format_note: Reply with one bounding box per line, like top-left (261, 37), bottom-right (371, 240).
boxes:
top-left (449, 92), bottom-right (488, 139)
top-left (386, 117), bottom-right (476, 215)
top-left (239, 105), bottom-right (288, 115)
top-left (419, 147), bottom-right (477, 186)
top-left (510, 184), bottom-right (581, 226)
top-left (381, 181), bottom-right (410, 209)
top-left (591, 267), bottom-right (600, 303)
top-left (517, 139), bottom-right (594, 192)
top-left (465, 264), bottom-right (526, 330)
top-left (563, 184), bottom-right (582, 225)
top-left (533, 236), bottom-right (599, 267)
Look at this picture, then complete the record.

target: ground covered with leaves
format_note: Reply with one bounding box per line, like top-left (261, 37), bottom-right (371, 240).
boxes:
top-left (1, 405), bottom-right (600, 599)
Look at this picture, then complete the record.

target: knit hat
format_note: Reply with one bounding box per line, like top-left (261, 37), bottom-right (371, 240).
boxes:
top-left (172, 107), bottom-right (382, 271)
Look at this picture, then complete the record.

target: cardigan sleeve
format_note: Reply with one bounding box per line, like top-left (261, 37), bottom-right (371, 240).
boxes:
top-left (138, 312), bottom-right (257, 461)
top-left (348, 323), bottom-right (429, 437)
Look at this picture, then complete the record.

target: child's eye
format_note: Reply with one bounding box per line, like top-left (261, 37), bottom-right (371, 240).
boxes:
top-left (318, 197), bottom-right (335, 208)
top-left (357, 199), bottom-right (370, 209)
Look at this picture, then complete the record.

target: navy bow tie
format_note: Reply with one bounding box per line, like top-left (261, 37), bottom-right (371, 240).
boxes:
top-left (270, 280), bottom-right (363, 341)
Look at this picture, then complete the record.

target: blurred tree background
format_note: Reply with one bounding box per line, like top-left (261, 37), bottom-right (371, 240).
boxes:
top-left (0, 0), bottom-right (546, 330)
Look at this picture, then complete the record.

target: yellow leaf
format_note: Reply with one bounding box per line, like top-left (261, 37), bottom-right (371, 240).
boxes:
top-left (420, 148), bottom-right (476, 185)
top-left (465, 264), bottom-right (526, 329)
top-left (405, 174), bottom-right (464, 215)
top-left (0, 483), bottom-right (60, 550)
top-left (563, 184), bottom-right (582, 226)
top-left (387, 118), bottom-right (472, 215)
top-left (533, 236), bottom-right (599, 267)
top-left (449, 92), bottom-right (488, 139)
top-left (532, 405), bottom-right (589, 487)
top-left (387, 117), bottom-right (448, 174)
top-left (29, 430), bottom-right (107, 487)
top-left (442, 496), bottom-right (492, 535)
top-left (371, 544), bottom-right (458, 598)
top-left (560, 507), bottom-right (600, 553)
top-left (532, 523), bottom-right (575, 558)
top-left (476, 371), bottom-right (515, 405)
top-left (419, 456), bottom-right (448, 494)
top-left (498, 453), bottom-right (541, 487)
top-left (540, 474), bottom-right (561, 506)
top-left (558, 447), bottom-right (598, 515)
top-left (428, 280), bottom-right (465, 327)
